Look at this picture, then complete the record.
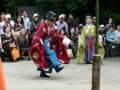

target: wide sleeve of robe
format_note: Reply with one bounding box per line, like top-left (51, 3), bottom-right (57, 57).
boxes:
top-left (31, 24), bottom-right (47, 69)
top-left (76, 26), bottom-right (86, 64)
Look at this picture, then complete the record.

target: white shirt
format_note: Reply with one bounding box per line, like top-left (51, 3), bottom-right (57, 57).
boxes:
top-left (0, 21), bottom-right (5, 35)
top-left (22, 16), bottom-right (31, 30)
top-left (87, 24), bottom-right (92, 30)
top-left (56, 20), bottom-right (68, 33)
top-left (115, 31), bottom-right (120, 41)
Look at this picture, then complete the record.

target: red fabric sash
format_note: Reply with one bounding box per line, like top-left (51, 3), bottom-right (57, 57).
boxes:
top-left (88, 38), bottom-right (94, 50)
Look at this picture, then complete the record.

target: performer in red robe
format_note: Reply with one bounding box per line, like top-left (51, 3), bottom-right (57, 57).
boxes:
top-left (50, 25), bottom-right (70, 64)
top-left (31, 11), bottom-right (64, 78)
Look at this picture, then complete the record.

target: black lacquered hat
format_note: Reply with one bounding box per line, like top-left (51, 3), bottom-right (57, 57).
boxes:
top-left (46, 11), bottom-right (56, 22)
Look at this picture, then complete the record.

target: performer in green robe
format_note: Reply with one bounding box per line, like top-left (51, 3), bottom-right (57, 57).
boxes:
top-left (76, 15), bottom-right (105, 64)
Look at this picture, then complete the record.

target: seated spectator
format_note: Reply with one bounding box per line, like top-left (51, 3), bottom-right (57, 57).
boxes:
top-left (99, 25), bottom-right (107, 56)
top-left (14, 16), bottom-right (24, 40)
top-left (106, 18), bottom-right (115, 32)
top-left (69, 27), bottom-right (78, 57)
top-left (56, 14), bottom-right (68, 34)
top-left (99, 25), bottom-right (106, 44)
top-left (106, 25), bottom-right (116, 56)
top-left (18, 29), bottom-right (30, 60)
top-left (115, 25), bottom-right (120, 56)
top-left (60, 27), bottom-right (67, 37)
top-left (1, 27), bottom-right (19, 61)
top-left (5, 14), bottom-right (15, 29)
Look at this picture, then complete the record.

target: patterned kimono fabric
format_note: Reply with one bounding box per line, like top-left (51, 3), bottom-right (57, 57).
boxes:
top-left (50, 25), bottom-right (70, 64)
top-left (31, 22), bottom-right (61, 73)
top-left (76, 24), bottom-right (105, 64)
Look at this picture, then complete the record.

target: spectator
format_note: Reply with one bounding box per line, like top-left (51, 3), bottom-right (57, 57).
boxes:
top-left (0, 12), bottom-right (5, 22)
top-left (106, 25), bottom-right (116, 56)
top-left (115, 25), bottom-right (120, 56)
top-left (69, 27), bottom-right (78, 57)
top-left (0, 36), bottom-right (4, 61)
top-left (60, 28), bottom-right (67, 37)
top-left (21, 10), bottom-right (31, 32)
top-left (106, 18), bottom-right (115, 31)
top-left (56, 14), bottom-right (68, 34)
top-left (14, 16), bottom-right (24, 40)
top-left (18, 29), bottom-right (30, 60)
top-left (4, 14), bottom-right (15, 29)
top-left (0, 12), bottom-right (5, 35)
top-left (30, 13), bottom-right (40, 45)
top-left (92, 16), bottom-right (96, 26)
top-left (1, 27), bottom-right (17, 61)
top-left (40, 16), bottom-right (45, 24)
top-left (99, 25), bottom-right (107, 56)
top-left (99, 25), bottom-right (106, 44)
top-left (77, 24), bottom-right (83, 40)
top-left (67, 13), bottom-right (78, 35)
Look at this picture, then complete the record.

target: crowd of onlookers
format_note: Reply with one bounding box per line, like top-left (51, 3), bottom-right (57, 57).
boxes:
top-left (0, 10), bottom-right (120, 62)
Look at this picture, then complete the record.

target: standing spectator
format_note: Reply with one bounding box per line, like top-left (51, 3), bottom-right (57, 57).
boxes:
top-left (77, 24), bottom-right (83, 40)
top-left (106, 25), bottom-right (116, 56)
top-left (0, 12), bottom-right (6, 35)
top-left (106, 18), bottom-right (115, 32)
top-left (21, 10), bottom-right (31, 32)
top-left (56, 14), bottom-right (68, 34)
top-left (67, 13), bottom-right (78, 35)
top-left (115, 25), bottom-right (120, 56)
top-left (0, 12), bottom-right (5, 22)
top-left (92, 16), bottom-right (96, 26)
top-left (30, 13), bottom-right (40, 45)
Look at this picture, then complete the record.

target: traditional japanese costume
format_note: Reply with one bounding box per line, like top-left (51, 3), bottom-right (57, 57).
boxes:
top-left (50, 25), bottom-right (70, 64)
top-left (76, 24), bottom-right (105, 64)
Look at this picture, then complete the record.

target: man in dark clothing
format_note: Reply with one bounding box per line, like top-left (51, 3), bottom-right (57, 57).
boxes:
top-left (67, 13), bottom-right (78, 35)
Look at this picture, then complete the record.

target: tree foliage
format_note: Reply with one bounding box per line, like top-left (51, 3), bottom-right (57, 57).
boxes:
top-left (1, 0), bottom-right (120, 24)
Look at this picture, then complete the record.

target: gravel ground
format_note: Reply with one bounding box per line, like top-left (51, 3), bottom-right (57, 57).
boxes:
top-left (2, 57), bottom-right (120, 90)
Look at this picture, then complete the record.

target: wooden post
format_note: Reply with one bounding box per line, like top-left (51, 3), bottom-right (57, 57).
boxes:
top-left (92, 55), bottom-right (101, 90)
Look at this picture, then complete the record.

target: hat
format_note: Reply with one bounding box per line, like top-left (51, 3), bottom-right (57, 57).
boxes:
top-left (46, 11), bottom-right (56, 22)
top-left (33, 13), bottom-right (39, 18)
top-left (79, 24), bottom-right (83, 27)
top-left (85, 15), bottom-right (92, 20)
top-left (100, 24), bottom-right (105, 28)
top-left (93, 16), bottom-right (96, 19)
top-left (59, 14), bottom-right (65, 19)
top-left (5, 14), bottom-right (11, 19)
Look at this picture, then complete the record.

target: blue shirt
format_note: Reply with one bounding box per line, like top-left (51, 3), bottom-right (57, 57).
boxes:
top-left (106, 31), bottom-right (115, 42)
